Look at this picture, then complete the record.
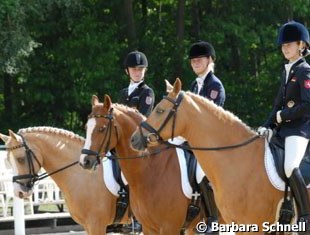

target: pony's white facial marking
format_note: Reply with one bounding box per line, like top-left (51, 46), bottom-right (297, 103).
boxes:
top-left (79, 118), bottom-right (96, 163)
top-left (8, 151), bottom-right (18, 176)
top-left (7, 134), bottom-right (24, 176)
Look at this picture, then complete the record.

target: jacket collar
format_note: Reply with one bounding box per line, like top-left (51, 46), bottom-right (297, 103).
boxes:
top-left (286, 58), bottom-right (305, 82)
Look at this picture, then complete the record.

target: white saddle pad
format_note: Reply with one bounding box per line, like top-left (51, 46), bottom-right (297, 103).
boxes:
top-left (169, 137), bottom-right (205, 199)
top-left (102, 152), bottom-right (128, 197)
top-left (264, 140), bottom-right (310, 191)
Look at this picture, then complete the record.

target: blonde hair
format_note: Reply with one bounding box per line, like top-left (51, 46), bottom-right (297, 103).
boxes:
top-left (209, 58), bottom-right (215, 73)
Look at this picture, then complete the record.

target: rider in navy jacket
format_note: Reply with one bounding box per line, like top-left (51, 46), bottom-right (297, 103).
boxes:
top-left (262, 21), bottom-right (310, 230)
top-left (119, 51), bottom-right (155, 117)
top-left (188, 40), bottom-right (225, 234)
top-left (190, 72), bottom-right (225, 107)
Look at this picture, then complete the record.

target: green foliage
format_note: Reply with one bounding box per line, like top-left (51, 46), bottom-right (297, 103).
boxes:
top-left (1, 0), bottom-right (310, 136)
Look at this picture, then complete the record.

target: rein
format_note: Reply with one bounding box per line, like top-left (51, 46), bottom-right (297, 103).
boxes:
top-left (138, 90), bottom-right (261, 151)
top-left (35, 160), bottom-right (79, 180)
top-left (162, 135), bottom-right (260, 151)
top-left (6, 134), bottom-right (78, 188)
top-left (105, 145), bottom-right (173, 160)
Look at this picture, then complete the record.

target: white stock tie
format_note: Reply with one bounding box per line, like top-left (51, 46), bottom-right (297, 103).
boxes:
top-left (196, 77), bottom-right (204, 94)
top-left (128, 81), bottom-right (143, 96)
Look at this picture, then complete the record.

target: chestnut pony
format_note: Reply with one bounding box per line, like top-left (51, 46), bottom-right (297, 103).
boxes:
top-left (0, 127), bottom-right (127, 235)
top-left (79, 95), bottom-right (208, 235)
top-left (130, 78), bottom-right (310, 234)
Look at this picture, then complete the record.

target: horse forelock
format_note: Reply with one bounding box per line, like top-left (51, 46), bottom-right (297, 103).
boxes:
top-left (17, 126), bottom-right (85, 142)
top-left (185, 92), bottom-right (254, 134)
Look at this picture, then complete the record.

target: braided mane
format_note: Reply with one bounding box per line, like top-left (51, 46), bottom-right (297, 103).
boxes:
top-left (17, 126), bottom-right (85, 142)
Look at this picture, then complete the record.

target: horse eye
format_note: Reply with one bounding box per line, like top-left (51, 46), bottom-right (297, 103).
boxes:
top-left (156, 108), bottom-right (165, 114)
top-left (98, 126), bottom-right (106, 132)
top-left (17, 157), bottom-right (25, 164)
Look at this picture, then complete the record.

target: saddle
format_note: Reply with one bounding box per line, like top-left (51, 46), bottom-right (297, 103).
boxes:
top-left (268, 135), bottom-right (310, 185)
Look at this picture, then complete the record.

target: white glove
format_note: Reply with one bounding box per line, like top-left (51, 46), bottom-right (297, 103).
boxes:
top-left (257, 126), bottom-right (273, 142)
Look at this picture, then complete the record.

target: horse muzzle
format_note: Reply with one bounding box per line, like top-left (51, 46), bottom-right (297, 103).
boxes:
top-left (80, 149), bottom-right (101, 171)
top-left (13, 182), bottom-right (34, 199)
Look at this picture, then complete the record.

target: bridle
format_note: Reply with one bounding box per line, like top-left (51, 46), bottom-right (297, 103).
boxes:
top-left (6, 134), bottom-right (78, 189)
top-left (81, 108), bottom-right (119, 163)
top-left (6, 135), bottom-right (41, 189)
top-left (139, 91), bottom-right (185, 146)
top-left (80, 107), bottom-right (171, 161)
top-left (138, 91), bottom-right (260, 151)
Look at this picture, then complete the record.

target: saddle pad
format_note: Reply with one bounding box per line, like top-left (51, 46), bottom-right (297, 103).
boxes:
top-left (102, 152), bottom-right (128, 197)
top-left (264, 140), bottom-right (310, 191)
top-left (169, 138), bottom-right (206, 199)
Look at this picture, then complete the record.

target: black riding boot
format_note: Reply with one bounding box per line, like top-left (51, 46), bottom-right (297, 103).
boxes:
top-left (289, 168), bottom-right (310, 235)
top-left (199, 177), bottom-right (219, 235)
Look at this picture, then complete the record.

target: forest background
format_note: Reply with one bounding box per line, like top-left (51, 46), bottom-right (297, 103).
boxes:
top-left (0, 0), bottom-right (309, 138)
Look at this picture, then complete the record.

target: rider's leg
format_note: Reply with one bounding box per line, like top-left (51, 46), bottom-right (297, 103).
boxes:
top-left (285, 136), bottom-right (310, 233)
top-left (199, 176), bottom-right (218, 234)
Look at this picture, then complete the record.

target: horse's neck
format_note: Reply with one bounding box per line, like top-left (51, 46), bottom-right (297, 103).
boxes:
top-left (115, 114), bottom-right (150, 183)
top-left (26, 133), bottom-right (83, 190)
top-left (183, 98), bottom-right (262, 187)
top-left (181, 97), bottom-right (281, 224)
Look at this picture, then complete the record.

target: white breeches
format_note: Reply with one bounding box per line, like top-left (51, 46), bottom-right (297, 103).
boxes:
top-left (284, 135), bottom-right (309, 177)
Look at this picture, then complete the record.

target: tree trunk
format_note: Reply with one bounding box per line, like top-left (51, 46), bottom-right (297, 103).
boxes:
top-left (191, 0), bottom-right (200, 39)
top-left (123, 0), bottom-right (137, 48)
top-left (174, 0), bottom-right (185, 78)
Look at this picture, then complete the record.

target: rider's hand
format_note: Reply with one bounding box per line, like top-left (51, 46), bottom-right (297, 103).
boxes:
top-left (257, 126), bottom-right (273, 142)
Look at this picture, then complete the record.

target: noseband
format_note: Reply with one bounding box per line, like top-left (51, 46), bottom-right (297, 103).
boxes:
top-left (6, 135), bottom-right (41, 189)
top-left (81, 108), bottom-right (119, 163)
top-left (139, 91), bottom-right (185, 146)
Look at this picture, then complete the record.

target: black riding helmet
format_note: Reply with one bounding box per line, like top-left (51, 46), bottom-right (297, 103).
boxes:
top-left (188, 41), bottom-right (216, 60)
top-left (124, 51), bottom-right (148, 68)
top-left (277, 21), bottom-right (310, 47)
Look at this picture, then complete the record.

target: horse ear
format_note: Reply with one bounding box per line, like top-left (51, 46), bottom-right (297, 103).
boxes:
top-left (104, 95), bottom-right (112, 110)
top-left (92, 95), bottom-right (99, 106)
top-left (8, 129), bottom-right (19, 141)
top-left (173, 78), bottom-right (182, 94)
top-left (165, 80), bottom-right (174, 93)
top-left (0, 133), bottom-right (10, 143)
